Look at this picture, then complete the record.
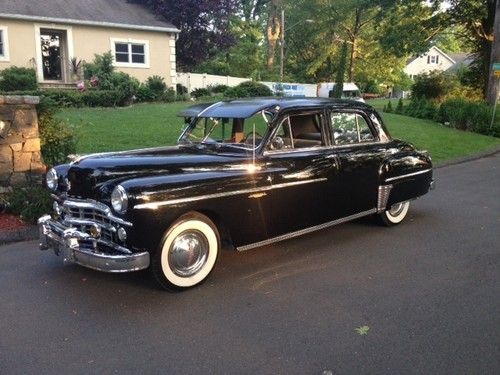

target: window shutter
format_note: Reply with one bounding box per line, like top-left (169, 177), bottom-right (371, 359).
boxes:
top-left (427, 56), bottom-right (430, 64)
top-left (436, 55), bottom-right (439, 64)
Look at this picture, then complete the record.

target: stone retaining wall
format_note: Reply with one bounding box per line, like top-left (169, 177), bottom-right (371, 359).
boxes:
top-left (0, 96), bottom-right (45, 193)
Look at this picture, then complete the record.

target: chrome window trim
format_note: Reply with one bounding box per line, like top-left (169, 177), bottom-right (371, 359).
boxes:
top-left (385, 168), bottom-right (432, 182)
top-left (236, 208), bottom-right (377, 251)
top-left (134, 178), bottom-right (328, 210)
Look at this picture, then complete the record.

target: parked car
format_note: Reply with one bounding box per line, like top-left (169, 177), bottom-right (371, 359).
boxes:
top-left (317, 82), bottom-right (365, 102)
top-left (39, 98), bottom-right (434, 290)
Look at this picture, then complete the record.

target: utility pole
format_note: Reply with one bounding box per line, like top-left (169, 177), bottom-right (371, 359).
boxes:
top-left (487, 0), bottom-right (499, 105)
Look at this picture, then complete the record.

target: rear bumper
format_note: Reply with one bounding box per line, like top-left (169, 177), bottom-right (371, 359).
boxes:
top-left (38, 215), bottom-right (150, 273)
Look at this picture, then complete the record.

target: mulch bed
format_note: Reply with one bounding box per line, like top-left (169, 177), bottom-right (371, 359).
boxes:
top-left (0, 213), bottom-right (28, 231)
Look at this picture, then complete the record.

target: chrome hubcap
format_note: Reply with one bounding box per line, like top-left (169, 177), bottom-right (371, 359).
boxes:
top-left (388, 202), bottom-right (405, 217)
top-left (168, 230), bottom-right (209, 277)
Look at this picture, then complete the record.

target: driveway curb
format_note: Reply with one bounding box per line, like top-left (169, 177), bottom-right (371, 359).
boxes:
top-left (0, 225), bottom-right (38, 245)
top-left (435, 145), bottom-right (500, 169)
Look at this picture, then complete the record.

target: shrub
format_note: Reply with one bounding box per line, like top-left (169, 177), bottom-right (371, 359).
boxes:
top-left (411, 71), bottom-right (456, 101)
top-left (136, 84), bottom-right (156, 102)
top-left (224, 81), bottom-right (272, 98)
top-left (84, 52), bottom-right (114, 80)
top-left (6, 186), bottom-right (52, 223)
top-left (162, 87), bottom-right (176, 102)
top-left (404, 98), bottom-right (438, 120)
top-left (191, 88), bottom-right (210, 99)
top-left (39, 113), bottom-right (77, 166)
top-left (176, 84), bottom-right (188, 95)
top-left (208, 84), bottom-right (229, 94)
top-left (438, 98), bottom-right (494, 135)
top-left (0, 67), bottom-right (38, 91)
top-left (395, 98), bottom-right (404, 114)
top-left (386, 100), bottom-right (393, 113)
top-left (145, 75), bottom-right (167, 100)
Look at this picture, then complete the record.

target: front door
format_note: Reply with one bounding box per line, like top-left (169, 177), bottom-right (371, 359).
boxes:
top-left (40, 30), bottom-right (65, 81)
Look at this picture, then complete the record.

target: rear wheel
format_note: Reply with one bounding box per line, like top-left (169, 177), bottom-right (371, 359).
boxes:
top-left (378, 201), bottom-right (410, 226)
top-left (152, 213), bottom-right (220, 291)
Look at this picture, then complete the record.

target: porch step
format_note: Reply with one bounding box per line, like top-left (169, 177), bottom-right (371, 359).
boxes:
top-left (39, 82), bottom-right (78, 90)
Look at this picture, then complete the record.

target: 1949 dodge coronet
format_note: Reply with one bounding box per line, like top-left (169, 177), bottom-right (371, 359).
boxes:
top-left (38, 98), bottom-right (434, 290)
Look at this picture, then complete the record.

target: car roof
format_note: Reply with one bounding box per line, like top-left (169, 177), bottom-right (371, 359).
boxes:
top-left (178, 97), bottom-right (372, 119)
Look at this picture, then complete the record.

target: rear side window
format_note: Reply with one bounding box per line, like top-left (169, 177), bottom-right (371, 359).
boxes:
top-left (330, 112), bottom-right (375, 145)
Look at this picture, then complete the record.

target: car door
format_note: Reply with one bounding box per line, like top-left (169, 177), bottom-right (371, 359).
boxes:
top-left (262, 110), bottom-right (343, 237)
top-left (328, 108), bottom-right (385, 217)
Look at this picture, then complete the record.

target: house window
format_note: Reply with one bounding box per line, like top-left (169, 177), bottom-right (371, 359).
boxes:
top-left (427, 55), bottom-right (439, 64)
top-left (0, 26), bottom-right (9, 61)
top-left (111, 38), bottom-right (149, 67)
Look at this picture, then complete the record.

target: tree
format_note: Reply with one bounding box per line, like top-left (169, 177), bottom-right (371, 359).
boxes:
top-left (135, 0), bottom-right (238, 71)
top-left (334, 42), bottom-right (348, 98)
top-left (266, 0), bottom-right (282, 71)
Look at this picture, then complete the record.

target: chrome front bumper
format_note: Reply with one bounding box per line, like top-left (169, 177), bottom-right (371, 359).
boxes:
top-left (38, 215), bottom-right (150, 273)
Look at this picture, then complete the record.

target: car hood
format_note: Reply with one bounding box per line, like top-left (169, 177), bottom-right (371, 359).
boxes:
top-left (64, 145), bottom-right (247, 199)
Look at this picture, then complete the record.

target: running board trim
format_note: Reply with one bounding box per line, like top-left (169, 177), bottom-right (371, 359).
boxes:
top-left (236, 208), bottom-right (377, 252)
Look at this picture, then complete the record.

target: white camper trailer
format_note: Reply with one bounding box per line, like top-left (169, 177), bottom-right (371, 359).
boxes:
top-left (317, 82), bottom-right (364, 102)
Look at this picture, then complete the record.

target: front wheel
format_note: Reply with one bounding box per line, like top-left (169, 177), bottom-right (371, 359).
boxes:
top-left (378, 201), bottom-right (410, 226)
top-left (151, 213), bottom-right (220, 291)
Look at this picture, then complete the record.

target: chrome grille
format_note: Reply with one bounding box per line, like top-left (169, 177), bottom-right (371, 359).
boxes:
top-left (55, 198), bottom-right (133, 245)
top-left (377, 185), bottom-right (393, 213)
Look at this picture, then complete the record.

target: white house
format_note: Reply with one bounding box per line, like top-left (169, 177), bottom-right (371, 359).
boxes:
top-left (404, 46), bottom-right (456, 78)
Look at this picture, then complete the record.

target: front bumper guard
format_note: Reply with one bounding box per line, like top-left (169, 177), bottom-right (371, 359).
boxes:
top-left (38, 215), bottom-right (150, 273)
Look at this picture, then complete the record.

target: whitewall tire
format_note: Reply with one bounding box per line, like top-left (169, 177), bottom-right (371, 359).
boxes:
top-left (152, 213), bottom-right (219, 291)
top-left (378, 201), bottom-right (410, 226)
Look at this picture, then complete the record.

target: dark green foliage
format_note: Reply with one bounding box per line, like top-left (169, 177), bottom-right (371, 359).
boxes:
top-left (404, 98), bottom-right (438, 120)
top-left (223, 81), bottom-right (272, 98)
top-left (0, 67), bottom-right (38, 91)
top-left (437, 98), bottom-right (496, 136)
top-left (208, 84), bottom-right (229, 94)
top-left (6, 186), bottom-right (52, 223)
top-left (83, 52), bottom-right (114, 80)
top-left (146, 75), bottom-right (167, 99)
top-left (38, 113), bottom-right (77, 166)
top-left (333, 42), bottom-right (348, 99)
top-left (136, 85), bottom-right (156, 102)
top-left (191, 88), bottom-right (211, 99)
top-left (411, 71), bottom-right (456, 100)
top-left (176, 84), bottom-right (188, 95)
top-left (396, 98), bottom-right (404, 114)
top-left (386, 100), bottom-right (393, 113)
top-left (163, 87), bottom-right (176, 102)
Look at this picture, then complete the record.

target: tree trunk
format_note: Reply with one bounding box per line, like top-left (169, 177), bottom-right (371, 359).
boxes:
top-left (486, 0), bottom-right (499, 105)
top-left (266, 0), bottom-right (281, 71)
top-left (348, 38), bottom-right (357, 81)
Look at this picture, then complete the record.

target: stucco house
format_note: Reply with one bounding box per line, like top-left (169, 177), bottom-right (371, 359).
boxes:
top-left (404, 45), bottom-right (472, 79)
top-left (0, 0), bottom-right (179, 87)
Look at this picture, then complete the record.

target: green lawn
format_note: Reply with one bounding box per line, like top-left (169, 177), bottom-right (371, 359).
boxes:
top-left (56, 101), bottom-right (500, 164)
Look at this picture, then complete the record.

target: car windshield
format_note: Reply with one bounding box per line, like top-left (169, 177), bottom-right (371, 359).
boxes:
top-left (179, 110), bottom-right (272, 149)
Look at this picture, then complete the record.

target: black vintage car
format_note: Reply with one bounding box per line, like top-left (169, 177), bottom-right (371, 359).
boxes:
top-left (39, 98), bottom-right (434, 290)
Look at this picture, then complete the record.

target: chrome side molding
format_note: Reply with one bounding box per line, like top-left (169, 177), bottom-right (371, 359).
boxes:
top-left (237, 208), bottom-right (377, 252)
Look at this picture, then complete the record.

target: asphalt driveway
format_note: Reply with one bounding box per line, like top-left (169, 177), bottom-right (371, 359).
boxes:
top-left (0, 153), bottom-right (499, 374)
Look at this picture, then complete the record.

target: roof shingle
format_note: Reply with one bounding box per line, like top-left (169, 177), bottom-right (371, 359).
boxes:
top-left (0, 0), bottom-right (178, 32)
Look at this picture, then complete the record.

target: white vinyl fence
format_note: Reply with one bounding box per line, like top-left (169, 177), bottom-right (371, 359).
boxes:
top-left (177, 73), bottom-right (249, 93)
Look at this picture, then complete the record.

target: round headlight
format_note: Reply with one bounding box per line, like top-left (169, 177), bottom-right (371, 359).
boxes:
top-left (111, 185), bottom-right (128, 214)
top-left (46, 168), bottom-right (58, 191)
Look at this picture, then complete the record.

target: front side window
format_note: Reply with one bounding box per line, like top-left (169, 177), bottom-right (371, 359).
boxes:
top-left (330, 112), bottom-right (375, 145)
top-left (112, 40), bottom-right (148, 66)
top-left (180, 111), bottom-right (270, 150)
